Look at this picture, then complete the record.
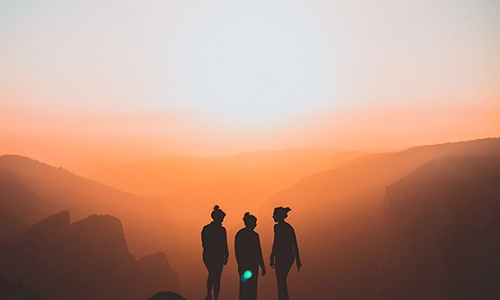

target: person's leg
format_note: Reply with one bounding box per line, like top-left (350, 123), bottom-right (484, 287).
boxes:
top-left (206, 272), bottom-right (213, 300)
top-left (275, 256), bottom-right (294, 300)
top-left (204, 259), bottom-right (213, 300)
top-left (276, 267), bottom-right (290, 300)
top-left (239, 265), bottom-right (257, 300)
top-left (249, 266), bottom-right (258, 300)
top-left (238, 266), bottom-right (245, 300)
top-left (213, 264), bottom-right (223, 300)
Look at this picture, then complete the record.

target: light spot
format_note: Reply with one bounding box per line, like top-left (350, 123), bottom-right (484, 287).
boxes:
top-left (241, 270), bottom-right (253, 282)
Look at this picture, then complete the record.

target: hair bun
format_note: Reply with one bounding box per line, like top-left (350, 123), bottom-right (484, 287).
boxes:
top-left (214, 205), bottom-right (220, 210)
top-left (244, 212), bottom-right (250, 217)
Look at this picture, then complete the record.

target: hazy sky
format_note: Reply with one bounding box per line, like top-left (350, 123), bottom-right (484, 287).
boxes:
top-left (1, 0), bottom-right (499, 165)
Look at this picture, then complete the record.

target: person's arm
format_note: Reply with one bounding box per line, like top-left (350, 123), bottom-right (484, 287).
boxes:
top-left (234, 231), bottom-right (240, 266)
top-left (201, 226), bottom-right (206, 250)
top-left (270, 225), bottom-right (277, 269)
top-left (257, 233), bottom-right (266, 276)
top-left (291, 226), bottom-right (302, 271)
top-left (223, 227), bottom-right (229, 265)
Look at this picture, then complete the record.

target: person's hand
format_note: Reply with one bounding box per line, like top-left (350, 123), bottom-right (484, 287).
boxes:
top-left (270, 258), bottom-right (275, 269)
top-left (223, 256), bottom-right (228, 265)
top-left (262, 267), bottom-right (267, 276)
top-left (296, 259), bottom-right (302, 271)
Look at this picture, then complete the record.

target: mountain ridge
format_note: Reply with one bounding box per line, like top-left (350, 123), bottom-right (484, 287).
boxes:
top-left (2, 138), bottom-right (500, 299)
top-left (372, 156), bottom-right (500, 299)
top-left (76, 149), bottom-right (366, 197)
top-left (0, 211), bottom-right (181, 300)
top-left (255, 137), bottom-right (500, 299)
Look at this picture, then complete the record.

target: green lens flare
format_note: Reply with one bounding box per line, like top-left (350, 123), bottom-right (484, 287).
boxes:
top-left (243, 270), bottom-right (252, 280)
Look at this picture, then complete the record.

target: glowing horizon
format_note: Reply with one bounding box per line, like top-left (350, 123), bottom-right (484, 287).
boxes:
top-left (1, 0), bottom-right (499, 167)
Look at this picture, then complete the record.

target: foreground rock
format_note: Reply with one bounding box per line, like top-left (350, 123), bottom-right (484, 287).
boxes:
top-left (0, 211), bottom-right (180, 300)
top-left (148, 291), bottom-right (187, 300)
top-left (372, 156), bottom-right (500, 300)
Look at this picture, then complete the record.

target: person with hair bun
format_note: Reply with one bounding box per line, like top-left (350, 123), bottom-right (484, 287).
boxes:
top-left (202, 205), bottom-right (229, 300)
top-left (235, 212), bottom-right (266, 300)
top-left (270, 207), bottom-right (301, 300)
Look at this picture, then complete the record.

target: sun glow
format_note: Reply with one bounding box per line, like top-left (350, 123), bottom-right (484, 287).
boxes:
top-left (163, 1), bottom-right (335, 129)
top-left (0, 0), bottom-right (499, 165)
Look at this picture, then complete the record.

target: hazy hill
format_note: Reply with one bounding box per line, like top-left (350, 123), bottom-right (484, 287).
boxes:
top-left (0, 168), bottom-right (45, 224)
top-left (76, 149), bottom-right (365, 198)
top-left (0, 155), bottom-right (182, 258)
top-left (268, 138), bottom-right (500, 211)
top-left (0, 155), bottom-right (151, 223)
top-left (256, 138), bottom-right (500, 299)
top-left (175, 151), bottom-right (365, 214)
top-left (372, 156), bottom-right (500, 299)
top-left (0, 155), bottom-right (188, 297)
top-left (0, 211), bottom-right (180, 300)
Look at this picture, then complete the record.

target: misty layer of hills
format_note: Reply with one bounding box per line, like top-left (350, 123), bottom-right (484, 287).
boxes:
top-left (76, 149), bottom-right (365, 199)
top-left (1, 138), bottom-right (500, 299)
top-left (254, 138), bottom-right (500, 299)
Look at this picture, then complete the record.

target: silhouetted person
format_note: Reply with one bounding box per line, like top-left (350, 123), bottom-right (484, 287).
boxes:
top-left (202, 205), bottom-right (229, 300)
top-left (270, 207), bottom-right (301, 300)
top-left (235, 212), bottom-right (266, 300)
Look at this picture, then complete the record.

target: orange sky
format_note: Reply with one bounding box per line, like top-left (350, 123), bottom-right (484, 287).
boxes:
top-left (1, 1), bottom-right (499, 168)
top-left (2, 98), bottom-right (499, 168)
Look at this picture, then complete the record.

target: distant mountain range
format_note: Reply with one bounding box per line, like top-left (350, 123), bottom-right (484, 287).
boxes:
top-left (0, 211), bottom-right (180, 300)
top-left (1, 137), bottom-right (500, 299)
top-left (0, 155), bottom-right (182, 299)
top-left (0, 154), bottom-right (183, 259)
top-left (76, 149), bottom-right (365, 199)
top-left (256, 138), bottom-right (500, 299)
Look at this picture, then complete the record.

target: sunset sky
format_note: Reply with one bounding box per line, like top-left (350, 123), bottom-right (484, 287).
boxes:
top-left (1, 0), bottom-right (499, 167)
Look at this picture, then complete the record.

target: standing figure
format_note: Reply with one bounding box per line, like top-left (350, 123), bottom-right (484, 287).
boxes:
top-left (202, 205), bottom-right (229, 300)
top-left (270, 207), bottom-right (302, 300)
top-left (235, 212), bottom-right (266, 300)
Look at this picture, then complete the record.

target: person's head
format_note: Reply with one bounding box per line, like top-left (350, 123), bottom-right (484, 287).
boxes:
top-left (273, 206), bottom-right (291, 222)
top-left (211, 205), bottom-right (226, 224)
top-left (243, 212), bottom-right (257, 229)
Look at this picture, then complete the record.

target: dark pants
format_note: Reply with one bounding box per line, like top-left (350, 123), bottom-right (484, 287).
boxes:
top-left (238, 265), bottom-right (259, 300)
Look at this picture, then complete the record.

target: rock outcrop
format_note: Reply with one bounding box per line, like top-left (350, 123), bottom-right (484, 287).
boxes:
top-left (138, 252), bottom-right (181, 298)
top-left (372, 156), bottom-right (500, 300)
top-left (0, 211), bottom-right (180, 300)
top-left (147, 291), bottom-right (186, 300)
top-left (0, 211), bottom-right (28, 240)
